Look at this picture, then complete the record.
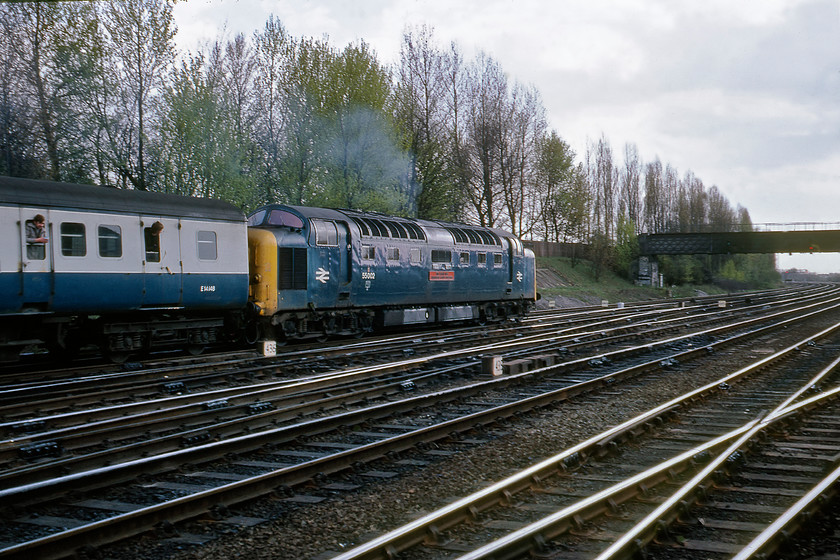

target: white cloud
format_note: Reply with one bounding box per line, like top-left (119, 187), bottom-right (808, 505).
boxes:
top-left (173, 0), bottom-right (840, 271)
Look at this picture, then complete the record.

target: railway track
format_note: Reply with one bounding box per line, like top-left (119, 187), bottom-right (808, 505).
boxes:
top-left (328, 320), bottom-right (840, 560)
top-left (2, 285), bottom-right (831, 423)
top-left (0, 286), bottom-right (838, 559)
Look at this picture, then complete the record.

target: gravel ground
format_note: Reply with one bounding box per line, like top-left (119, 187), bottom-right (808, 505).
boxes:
top-left (102, 310), bottom-right (840, 560)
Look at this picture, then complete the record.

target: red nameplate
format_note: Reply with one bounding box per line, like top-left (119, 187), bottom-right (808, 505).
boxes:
top-left (429, 270), bottom-right (454, 281)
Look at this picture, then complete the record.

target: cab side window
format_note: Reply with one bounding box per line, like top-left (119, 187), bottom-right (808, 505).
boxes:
top-left (313, 219), bottom-right (338, 247)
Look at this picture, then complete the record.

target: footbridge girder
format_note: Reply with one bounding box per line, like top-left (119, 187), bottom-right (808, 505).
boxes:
top-left (637, 230), bottom-right (840, 256)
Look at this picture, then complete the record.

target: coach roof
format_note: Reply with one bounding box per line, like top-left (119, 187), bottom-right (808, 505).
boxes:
top-left (0, 176), bottom-right (245, 222)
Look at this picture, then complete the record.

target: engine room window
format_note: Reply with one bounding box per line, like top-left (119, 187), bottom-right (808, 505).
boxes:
top-left (460, 252), bottom-right (470, 265)
top-left (98, 225), bottom-right (122, 258)
top-left (493, 253), bottom-right (503, 266)
top-left (313, 219), bottom-right (338, 246)
top-left (404, 222), bottom-right (426, 241)
top-left (197, 231), bottom-right (218, 260)
top-left (60, 222), bottom-right (86, 257)
top-left (409, 247), bottom-right (421, 264)
top-left (432, 249), bottom-right (451, 263)
top-left (478, 253), bottom-right (487, 266)
top-left (384, 220), bottom-right (408, 239)
top-left (366, 218), bottom-right (387, 237)
top-left (351, 217), bottom-right (370, 236)
top-left (361, 245), bottom-right (375, 260)
top-left (386, 247), bottom-right (400, 261)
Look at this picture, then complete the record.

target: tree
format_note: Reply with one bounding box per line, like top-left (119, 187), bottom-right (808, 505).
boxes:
top-left (463, 52), bottom-right (507, 227)
top-left (588, 134), bottom-right (616, 240)
top-left (619, 143), bottom-right (642, 234)
top-left (0, 2), bottom-right (97, 181)
top-left (101, 0), bottom-right (176, 190)
top-left (534, 130), bottom-right (576, 241)
top-left (0, 6), bottom-right (42, 178)
top-left (497, 83), bottom-right (545, 237)
top-left (316, 41), bottom-right (409, 213)
top-left (155, 49), bottom-right (254, 207)
top-left (614, 214), bottom-right (639, 279)
top-left (437, 40), bottom-right (471, 222)
top-left (643, 158), bottom-right (665, 233)
top-left (252, 15), bottom-right (292, 203)
top-left (394, 25), bottom-right (455, 219)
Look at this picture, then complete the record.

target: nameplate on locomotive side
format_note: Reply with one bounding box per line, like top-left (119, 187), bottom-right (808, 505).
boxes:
top-left (429, 270), bottom-right (454, 281)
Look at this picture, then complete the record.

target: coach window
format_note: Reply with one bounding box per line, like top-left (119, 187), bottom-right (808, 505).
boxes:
top-left (313, 219), bottom-right (338, 246)
top-left (493, 253), bottom-right (503, 267)
top-left (386, 247), bottom-right (400, 262)
top-left (409, 247), bottom-right (421, 264)
top-left (60, 223), bottom-right (86, 257)
top-left (197, 231), bottom-right (218, 260)
top-left (144, 225), bottom-right (161, 263)
top-left (478, 253), bottom-right (487, 266)
top-left (98, 225), bottom-right (122, 258)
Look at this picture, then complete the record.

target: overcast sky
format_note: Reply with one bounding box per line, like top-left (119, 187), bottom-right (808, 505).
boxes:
top-left (173, 0), bottom-right (840, 272)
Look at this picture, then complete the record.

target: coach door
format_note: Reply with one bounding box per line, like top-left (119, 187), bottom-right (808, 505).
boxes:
top-left (141, 216), bottom-right (183, 307)
top-left (19, 207), bottom-right (52, 306)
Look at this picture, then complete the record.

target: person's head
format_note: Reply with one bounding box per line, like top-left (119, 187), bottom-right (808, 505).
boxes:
top-left (150, 221), bottom-right (164, 235)
top-left (33, 214), bottom-right (45, 226)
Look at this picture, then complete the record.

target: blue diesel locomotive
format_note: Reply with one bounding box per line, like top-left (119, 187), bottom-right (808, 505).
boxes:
top-left (0, 176), bottom-right (537, 361)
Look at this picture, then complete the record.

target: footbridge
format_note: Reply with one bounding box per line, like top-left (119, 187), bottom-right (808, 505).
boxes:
top-left (638, 226), bottom-right (840, 256)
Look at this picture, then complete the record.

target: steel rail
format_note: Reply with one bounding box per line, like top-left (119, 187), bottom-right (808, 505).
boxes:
top-left (3, 305), bottom-right (837, 559)
top-left (327, 319), bottom-right (840, 560)
top-left (0, 290), bottom-right (803, 436)
top-left (4, 296), bottom-right (839, 500)
top-left (459, 352), bottom-right (840, 560)
top-left (595, 382), bottom-right (840, 560)
top-left (0, 296), bottom-right (832, 554)
top-left (454, 420), bottom-right (764, 560)
top-left (731, 458), bottom-right (840, 559)
top-left (2, 284), bottom-right (832, 405)
top-left (5, 291), bottom-right (838, 488)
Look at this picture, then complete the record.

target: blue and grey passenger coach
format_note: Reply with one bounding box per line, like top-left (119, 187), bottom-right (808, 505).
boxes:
top-left (0, 176), bottom-right (250, 361)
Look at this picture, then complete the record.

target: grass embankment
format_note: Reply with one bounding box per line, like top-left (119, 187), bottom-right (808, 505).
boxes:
top-left (536, 257), bottom-right (726, 309)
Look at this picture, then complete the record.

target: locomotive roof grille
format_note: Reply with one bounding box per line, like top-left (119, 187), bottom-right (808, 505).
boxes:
top-left (254, 204), bottom-right (510, 248)
top-left (444, 226), bottom-right (501, 246)
top-left (351, 216), bottom-right (426, 241)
